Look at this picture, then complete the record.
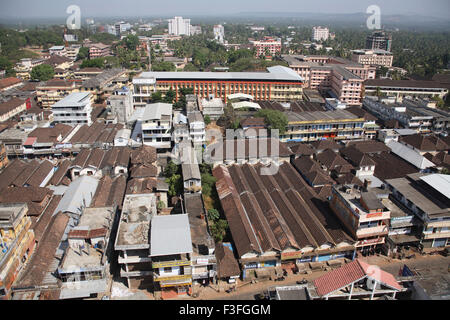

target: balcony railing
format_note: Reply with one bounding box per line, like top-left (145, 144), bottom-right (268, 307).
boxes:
top-left (152, 260), bottom-right (191, 269)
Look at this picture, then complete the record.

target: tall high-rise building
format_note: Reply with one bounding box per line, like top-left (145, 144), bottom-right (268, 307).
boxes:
top-left (168, 16), bottom-right (191, 36)
top-left (312, 26), bottom-right (330, 42)
top-left (214, 25), bottom-right (225, 43)
top-left (366, 31), bottom-right (392, 52)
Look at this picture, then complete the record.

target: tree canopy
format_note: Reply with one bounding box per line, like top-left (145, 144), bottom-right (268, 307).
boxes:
top-left (255, 109), bottom-right (288, 135)
top-left (30, 64), bottom-right (54, 81)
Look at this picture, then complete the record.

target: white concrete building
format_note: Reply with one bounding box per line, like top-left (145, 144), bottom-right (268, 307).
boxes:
top-left (133, 76), bottom-right (156, 108)
top-left (187, 111), bottom-right (205, 146)
top-left (141, 103), bottom-right (173, 150)
top-left (51, 92), bottom-right (93, 126)
top-left (214, 25), bottom-right (225, 43)
top-left (108, 87), bottom-right (134, 123)
top-left (312, 26), bottom-right (329, 42)
top-left (168, 16), bottom-right (191, 36)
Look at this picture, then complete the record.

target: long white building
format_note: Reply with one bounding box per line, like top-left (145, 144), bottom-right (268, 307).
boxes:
top-left (168, 16), bottom-right (191, 36)
top-left (51, 92), bottom-right (93, 126)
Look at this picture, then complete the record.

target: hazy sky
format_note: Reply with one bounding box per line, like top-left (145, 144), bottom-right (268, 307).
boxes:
top-left (0, 0), bottom-right (449, 19)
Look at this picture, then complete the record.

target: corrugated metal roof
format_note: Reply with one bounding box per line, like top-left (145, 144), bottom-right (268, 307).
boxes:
top-left (139, 66), bottom-right (303, 82)
top-left (387, 140), bottom-right (436, 170)
top-left (150, 214), bottom-right (193, 256)
top-left (420, 174), bottom-right (450, 199)
top-left (53, 176), bottom-right (99, 216)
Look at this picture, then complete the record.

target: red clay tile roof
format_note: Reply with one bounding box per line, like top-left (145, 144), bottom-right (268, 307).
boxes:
top-left (0, 77), bottom-right (22, 90)
top-left (49, 159), bottom-right (72, 186)
top-left (0, 98), bottom-right (27, 117)
top-left (130, 164), bottom-right (158, 178)
top-left (240, 117), bottom-right (266, 128)
top-left (313, 259), bottom-right (402, 297)
top-left (215, 243), bottom-right (241, 279)
top-left (68, 228), bottom-right (107, 239)
top-left (25, 160), bottom-right (54, 187)
top-left (32, 195), bottom-right (63, 243)
top-left (14, 213), bottom-right (70, 288)
top-left (130, 145), bottom-right (157, 165)
top-left (400, 134), bottom-right (449, 153)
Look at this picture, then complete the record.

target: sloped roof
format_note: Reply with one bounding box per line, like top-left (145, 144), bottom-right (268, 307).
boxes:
top-left (215, 243), bottom-right (241, 279)
top-left (313, 259), bottom-right (402, 297)
top-left (387, 140), bottom-right (436, 170)
top-left (400, 134), bottom-right (449, 153)
top-left (53, 176), bottom-right (99, 216)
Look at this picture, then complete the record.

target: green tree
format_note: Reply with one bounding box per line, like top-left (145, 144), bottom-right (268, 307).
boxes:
top-left (204, 115), bottom-right (211, 126)
top-left (164, 89), bottom-right (176, 104)
top-left (164, 160), bottom-right (180, 178)
top-left (152, 61), bottom-right (176, 71)
top-left (210, 219), bottom-right (229, 242)
top-left (30, 64), bottom-right (54, 81)
top-left (166, 174), bottom-right (183, 197)
top-left (201, 172), bottom-right (217, 197)
top-left (123, 34), bottom-right (140, 51)
top-left (81, 58), bottom-right (105, 69)
top-left (207, 209), bottom-right (220, 221)
top-left (157, 201), bottom-right (166, 211)
top-left (76, 47), bottom-right (89, 61)
top-left (255, 109), bottom-right (288, 135)
top-left (151, 91), bottom-right (163, 103)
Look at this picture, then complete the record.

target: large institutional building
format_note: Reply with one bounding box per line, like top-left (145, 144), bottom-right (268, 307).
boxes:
top-left (282, 55), bottom-right (376, 106)
top-left (133, 66), bottom-right (304, 103)
top-left (351, 49), bottom-right (394, 67)
top-left (250, 37), bottom-right (282, 57)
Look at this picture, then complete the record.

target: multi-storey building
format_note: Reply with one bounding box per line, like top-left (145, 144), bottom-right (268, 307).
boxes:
top-left (114, 22), bottom-right (131, 36)
top-left (168, 17), bottom-right (191, 36)
top-left (312, 26), bottom-right (330, 42)
top-left (115, 194), bottom-right (157, 289)
top-left (65, 45), bottom-right (81, 60)
top-left (0, 98), bottom-right (27, 122)
top-left (108, 87), bottom-right (134, 123)
top-left (330, 186), bottom-right (391, 254)
top-left (58, 207), bottom-right (117, 300)
top-left (135, 66), bottom-right (304, 103)
top-left (133, 76), bottom-right (156, 108)
top-left (150, 214), bottom-right (193, 299)
top-left (363, 97), bottom-right (450, 133)
top-left (140, 103), bottom-right (173, 150)
top-left (87, 43), bottom-right (112, 58)
top-left (36, 79), bottom-right (80, 109)
top-left (282, 55), bottom-right (376, 106)
top-left (280, 109), bottom-right (366, 143)
top-left (351, 49), bottom-right (393, 67)
top-left (51, 92), bottom-right (93, 126)
top-left (187, 111), bottom-right (205, 146)
top-left (0, 203), bottom-right (35, 300)
top-left (214, 25), bottom-right (225, 44)
top-left (364, 79), bottom-right (449, 101)
top-left (49, 46), bottom-right (66, 56)
top-left (366, 31), bottom-right (392, 52)
top-left (250, 37), bottom-right (282, 57)
top-left (386, 173), bottom-right (450, 253)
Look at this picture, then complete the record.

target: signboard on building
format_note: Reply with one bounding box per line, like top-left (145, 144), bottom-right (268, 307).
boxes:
top-left (356, 237), bottom-right (384, 247)
top-left (196, 258), bottom-right (209, 265)
top-left (281, 251), bottom-right (303, 260)
top-left (367, 212), bottom-right (383, 218)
